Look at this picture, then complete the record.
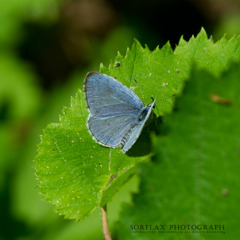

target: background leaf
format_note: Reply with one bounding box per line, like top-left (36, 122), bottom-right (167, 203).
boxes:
top-left (117, 63), bottom-right (240, 240)
top-left (0, 55), bottom-right (40, 188)
top-left (35, 29), bottom-right (240, 221)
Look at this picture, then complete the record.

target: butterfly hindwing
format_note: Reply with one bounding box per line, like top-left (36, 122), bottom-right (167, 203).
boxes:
top-left (122, 102), bottom-right (155, 152)
top-left (88, 114), bottom-right (139, 147)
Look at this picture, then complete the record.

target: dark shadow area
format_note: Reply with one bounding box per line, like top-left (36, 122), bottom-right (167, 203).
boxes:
top-left (127, 113), bottom-right (162, 157)
top-left (111, 0), bottom-right (214, 49)
top-left (16, 23), bottom-right (74, 91)
top-left (0, 100), bottom-right (10, 122)
top-left (0, 172), bottom-right (30, 240)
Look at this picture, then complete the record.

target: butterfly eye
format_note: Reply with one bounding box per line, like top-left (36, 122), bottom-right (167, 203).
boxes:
top-left (147, 102), bottom-right (155, 108)
top-left (138, 109), bottom-right (148, 121)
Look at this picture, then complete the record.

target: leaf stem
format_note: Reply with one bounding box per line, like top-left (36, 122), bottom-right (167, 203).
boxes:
top-left (101, 205), bottom-right (112, 240)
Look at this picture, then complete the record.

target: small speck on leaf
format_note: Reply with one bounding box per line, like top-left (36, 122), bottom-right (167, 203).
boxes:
top-left (114, 61), bottom-right (121, 67)
top-left (222, 188), bottom-right (229, 196)
top-left (210, 93), bottom-right (232, 106)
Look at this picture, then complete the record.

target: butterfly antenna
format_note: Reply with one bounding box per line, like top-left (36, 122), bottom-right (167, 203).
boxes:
top-left (156, 94), bottom-right (177, 103)
top-left (133, 78), bottom-right (145, 101)
top-left (154, 94), bottom-right (177, 115)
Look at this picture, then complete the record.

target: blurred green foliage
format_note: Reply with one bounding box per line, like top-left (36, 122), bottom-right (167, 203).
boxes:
top-left (1, 0), bottom-right (240, 239)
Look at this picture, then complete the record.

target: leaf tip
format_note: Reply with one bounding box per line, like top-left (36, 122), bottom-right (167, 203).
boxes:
top-left (116, 51), bottom-right (123, 58)
top-left (99, 63), bottom-right (108, 73)
top-left (178, 35), bottom-right (187, 46)
top-left (161, 41), bottom-right (173, 53)
top-left (197, 27), bottom-right (208, 39)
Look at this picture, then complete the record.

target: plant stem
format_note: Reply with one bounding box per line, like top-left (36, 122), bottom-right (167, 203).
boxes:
top-left (101, 205), bottom-right (112, 240)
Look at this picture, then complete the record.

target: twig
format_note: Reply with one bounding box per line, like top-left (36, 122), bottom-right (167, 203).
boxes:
top-left (101, 205), bottom-right (112, 240)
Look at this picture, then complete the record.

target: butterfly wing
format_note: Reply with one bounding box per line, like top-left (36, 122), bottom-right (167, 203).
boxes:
top-left (122, 101), bottom-right (155, 152)
top-left (88, 101), bottom-right (155, 151)
top-left (84, 72), bottom-right (154, 152)
top-left (87, 114), bottom-right (139, 148)
top-left (84, 72), bottom-right (144, 118)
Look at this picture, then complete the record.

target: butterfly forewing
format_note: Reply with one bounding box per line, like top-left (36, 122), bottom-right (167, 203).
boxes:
top-left (84, 72), bottom-right (144, 118)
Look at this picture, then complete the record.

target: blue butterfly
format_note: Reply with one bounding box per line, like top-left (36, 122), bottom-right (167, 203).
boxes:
top-left (84, 72), bottom-right (155, 153)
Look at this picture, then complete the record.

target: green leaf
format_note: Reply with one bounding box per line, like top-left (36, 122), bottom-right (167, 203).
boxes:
top-left (117, 63), bottom-right (240, 240)
top-left (35, 90), bottom-right (146, 220)
top-left (35, 29), bottom-right (240, 221)
top-left (101, 28), bottom-right (240, 116)
top-left (175, 29), bottom-right (240, 76)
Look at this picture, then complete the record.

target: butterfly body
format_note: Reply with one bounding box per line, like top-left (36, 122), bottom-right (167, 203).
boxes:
top-left (84, 72), bottom-right (155, 153)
